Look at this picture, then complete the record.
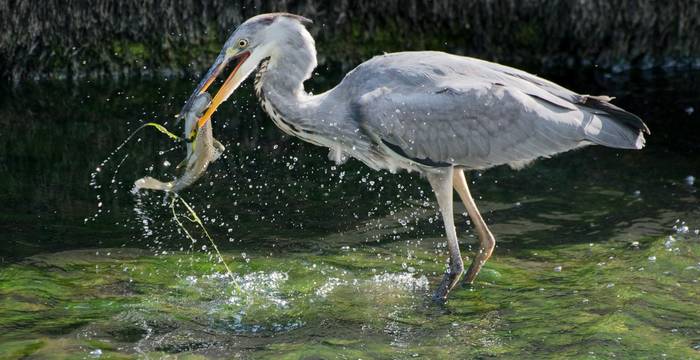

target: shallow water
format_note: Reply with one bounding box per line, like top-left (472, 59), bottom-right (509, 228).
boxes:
top-left (1, 67), bottom-right (699, 359)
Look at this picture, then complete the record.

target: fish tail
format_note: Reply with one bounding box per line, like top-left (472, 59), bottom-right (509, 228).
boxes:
top-left (134, 176), bottom-right (174, 192)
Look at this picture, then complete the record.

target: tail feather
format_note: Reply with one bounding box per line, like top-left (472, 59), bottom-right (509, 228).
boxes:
top-left (578, 95), bottom-right (649, 150)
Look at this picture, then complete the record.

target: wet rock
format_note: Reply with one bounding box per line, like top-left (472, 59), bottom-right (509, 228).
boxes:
top-left (2, 0), bottom-right (699, 82)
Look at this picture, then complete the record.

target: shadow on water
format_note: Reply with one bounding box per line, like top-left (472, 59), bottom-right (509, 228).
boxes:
top-left (0, 66), bottom-right (699, 358)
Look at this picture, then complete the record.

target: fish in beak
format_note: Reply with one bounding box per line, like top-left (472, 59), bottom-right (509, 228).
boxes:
top-left (182, 49), bottom-right (252, 140)
top-left (134, 92), bottom-right (225, 193)
top-left (135, 45), bottom-right (254, 193)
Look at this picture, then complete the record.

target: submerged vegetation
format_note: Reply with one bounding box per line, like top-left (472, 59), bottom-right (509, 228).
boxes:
top-left (1, 229), bottom-right (699, 358)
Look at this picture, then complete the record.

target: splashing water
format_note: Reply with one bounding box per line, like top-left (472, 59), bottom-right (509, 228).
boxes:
top-left (168, 194), bottom-right (235, 279)
top-left (87, 122), bottom-right (183, 223)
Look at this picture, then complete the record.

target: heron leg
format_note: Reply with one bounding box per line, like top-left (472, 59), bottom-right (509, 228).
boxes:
top-left (426, 167), bottom-right (464, 303)
top-left (453, 169), bottom-right (495, 285)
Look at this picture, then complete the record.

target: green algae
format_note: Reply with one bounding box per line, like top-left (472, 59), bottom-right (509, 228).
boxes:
top-left (1, 230), bottom-right (698, 359)
top-left (0, 339), bottom-right (45, 359)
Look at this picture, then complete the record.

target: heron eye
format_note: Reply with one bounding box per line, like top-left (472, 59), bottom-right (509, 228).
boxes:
top-left (238, 39), bottom-right (248, 48)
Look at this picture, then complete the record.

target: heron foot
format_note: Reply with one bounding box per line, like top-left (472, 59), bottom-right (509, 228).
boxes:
top-left (462, 262), bottom-right (480, 286)
top-left (462, 253), bottom-right (490, 286)
top-left (432, 270), bottom-right (463, 304)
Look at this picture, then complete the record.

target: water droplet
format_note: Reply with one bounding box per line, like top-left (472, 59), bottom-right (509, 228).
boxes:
top-left (685, 175), bottom-right (695, 186)
top-left (89, 349), bottom-right (102, 358)
top-left (665, 236), bottom-right (676, 249)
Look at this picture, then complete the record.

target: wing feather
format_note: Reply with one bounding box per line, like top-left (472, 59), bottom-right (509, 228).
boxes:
top-left (344, 52), bottom-right (647, 170)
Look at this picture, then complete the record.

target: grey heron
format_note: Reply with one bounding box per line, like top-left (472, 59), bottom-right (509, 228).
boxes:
top-left (183, 13), bottom-right (649, 302)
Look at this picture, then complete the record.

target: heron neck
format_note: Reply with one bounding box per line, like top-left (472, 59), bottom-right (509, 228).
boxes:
top-left (254, 46), bottom-right (371, 157)
top-left (257, 65), bottom-right (311, 114)
top-left (254, 46), bottom-right (318, 127)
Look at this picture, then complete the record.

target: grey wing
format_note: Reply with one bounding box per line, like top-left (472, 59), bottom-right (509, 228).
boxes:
top-left (354, 78), bottom-right (646, 170)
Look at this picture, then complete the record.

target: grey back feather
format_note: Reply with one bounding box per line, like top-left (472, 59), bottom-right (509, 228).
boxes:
top-left (336, 51), bottom-right (648, 170)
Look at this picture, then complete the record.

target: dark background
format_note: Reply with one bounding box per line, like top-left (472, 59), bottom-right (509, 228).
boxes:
top-left (1, 0), bottom-right (699, 82)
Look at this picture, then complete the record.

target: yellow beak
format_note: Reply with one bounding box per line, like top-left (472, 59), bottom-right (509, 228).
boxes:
top-left (189, 50), bottom-right (251, 135)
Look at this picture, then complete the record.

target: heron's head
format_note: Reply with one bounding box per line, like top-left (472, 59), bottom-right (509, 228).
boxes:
top-left (186, 12), bottom-right (313, 133)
